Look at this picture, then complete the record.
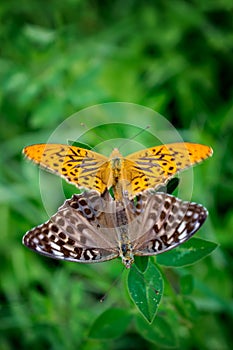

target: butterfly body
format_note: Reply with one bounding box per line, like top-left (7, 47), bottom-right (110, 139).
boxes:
top-left (23, 143), bottom-right (213, 200)
top-left (108, 148), bottom-right (125, 199)
top-left (115, 206), bottom-right (135, 268)
top-left (23, 191), bottom-right (208, 268)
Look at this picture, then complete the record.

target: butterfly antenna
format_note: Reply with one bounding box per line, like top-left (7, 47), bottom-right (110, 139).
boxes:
top-left (99, 267), bottom-right (124, 302)
top-left (118, 125), bottom-right (151, 152)
top-left (80, 122), bottom-right (105, 144)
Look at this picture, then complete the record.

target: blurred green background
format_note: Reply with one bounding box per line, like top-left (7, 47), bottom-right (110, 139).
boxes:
top-left (1, 0), bottom-right (233, 349)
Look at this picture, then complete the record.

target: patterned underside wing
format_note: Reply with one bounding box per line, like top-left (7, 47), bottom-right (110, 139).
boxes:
top-left (23, 191), bottom-right (208, 268)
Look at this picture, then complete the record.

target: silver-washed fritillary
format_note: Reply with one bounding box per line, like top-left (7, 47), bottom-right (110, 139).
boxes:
top-left (23, 143), bottom-right (213, 200)
top-left (23, 191), bottom-right (208, 268)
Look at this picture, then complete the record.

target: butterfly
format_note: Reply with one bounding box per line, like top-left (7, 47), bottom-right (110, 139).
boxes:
top-left (23, 143), bottom-right (213, 200)
top-left (23, 191), bottom-right (208, 268)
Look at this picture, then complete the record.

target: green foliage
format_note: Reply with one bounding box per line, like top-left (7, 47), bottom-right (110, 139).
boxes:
top-left (88, 308), bottom-right (132, 339)
top-left (1, 0), bottom-right (233, 349)
top-left (128, 262), bottom-right (163, 323)
top-left (135, 314), bottom-right (178, 348)
top-left (157, 238), bottom-right (218, 267)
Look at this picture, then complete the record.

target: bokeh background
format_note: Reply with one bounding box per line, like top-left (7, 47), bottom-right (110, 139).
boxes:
top-left (1, 1), bottom-right (233, 349)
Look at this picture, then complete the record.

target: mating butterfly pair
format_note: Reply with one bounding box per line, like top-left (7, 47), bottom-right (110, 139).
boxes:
top-left (22, 142), bottom-right (212, 268)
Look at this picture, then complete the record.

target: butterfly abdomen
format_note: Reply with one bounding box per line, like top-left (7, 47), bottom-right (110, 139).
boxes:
top-left (109, 149), bottom-right (125, 200)
top-left (114, 205), bottom-right (135, 268)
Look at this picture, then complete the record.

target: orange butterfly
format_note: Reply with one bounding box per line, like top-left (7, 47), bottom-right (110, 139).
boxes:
top-left (23, 143), bottom-right (213, 200)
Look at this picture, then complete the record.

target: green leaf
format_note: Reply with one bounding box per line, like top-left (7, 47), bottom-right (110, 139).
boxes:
top-left (180, 274), bottom-right (194, 295)
top-left (183, 298), bottom-right (199, 320)
top-left (157, 238), bottom-right (218, 267)
top-left (174, 297), bottom-right (199, 321)
top-left (68, 140), bottom-right (93, 150)
top-left (88, 308), bottom-right (132, 339)
top-left (134, 256), bottom-right (148, 272)
top-left (157, 177), bottom-right (180, 195)
top-left (128, 261), bottom-right (163, 323)
top-left (30, 98), bottom-right (65, 128)
top-left (135, 314), bottom-right (178, 348)
top-left (23, 25), bottom-right (56, 45)
top-left (167, 177), bottom-right (180, 194)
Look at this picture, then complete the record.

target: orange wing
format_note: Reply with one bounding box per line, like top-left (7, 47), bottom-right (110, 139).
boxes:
top-left (23, 142), bottom-right (213, 199)
top-left (122, 143), bottom-right (213, 198)
top-left (23, 144), bottom-right (109, 193)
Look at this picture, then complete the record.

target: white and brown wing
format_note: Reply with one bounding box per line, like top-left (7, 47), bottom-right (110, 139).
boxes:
top-left (130, 193), bottom-right (208, 256)
top-left (23, 191), bottom-right (208, 267)
top-left (23, 191), bottom-right (119, 263)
